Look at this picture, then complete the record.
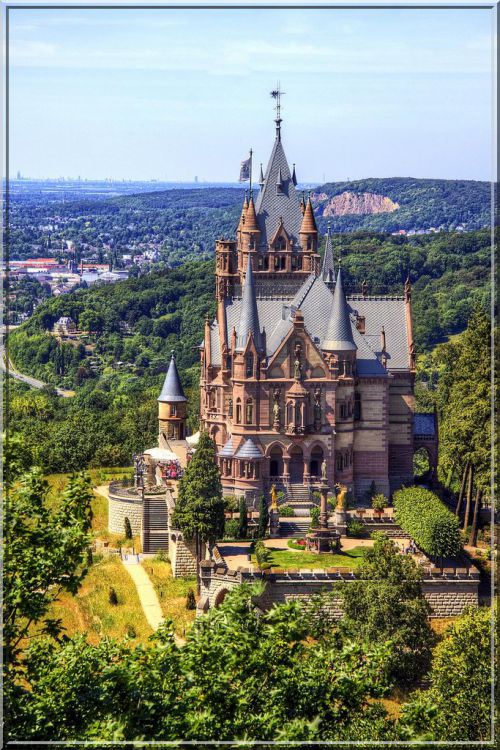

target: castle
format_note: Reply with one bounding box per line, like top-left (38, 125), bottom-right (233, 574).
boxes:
top-left (196, 108), bottom-right (436, 503)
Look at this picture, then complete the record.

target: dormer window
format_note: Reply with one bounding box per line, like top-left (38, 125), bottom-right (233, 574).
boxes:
top-left (275, 237), bottom-right (286, 251)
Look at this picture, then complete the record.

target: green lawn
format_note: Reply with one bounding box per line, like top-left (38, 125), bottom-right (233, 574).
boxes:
top-left (253, 545), bottom-right (367, 571)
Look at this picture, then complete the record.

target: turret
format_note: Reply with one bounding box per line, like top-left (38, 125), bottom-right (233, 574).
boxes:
top-left (299, 196), bottom-right (318, 254)
top-left (236, 259), bottom-right (261, 352)
top-left (322, 268), bottom-right (357, 375)
top-left (158, 351), bottom-right (188, 441)
top-left (321, 225), bottom-right (335, 287)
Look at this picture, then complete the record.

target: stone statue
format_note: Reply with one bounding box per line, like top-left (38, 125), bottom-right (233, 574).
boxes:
top-left (361, 279), bottom-right (368, 297)
top-left (273, 401), bottom-right (280, 420)
top-left (321, 459), bottom-right (328, 482)
top-left (270, 484), bottom-right (278, 511)
top-left (293, 342), bottom-right (302, 379)
top-left (314, 388), bottom-right (321, 423)
top-left (334, 483), bottom-right (348, 511)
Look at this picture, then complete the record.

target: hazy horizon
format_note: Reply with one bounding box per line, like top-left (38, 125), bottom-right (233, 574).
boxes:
top-left (8, 6), bottom-right (495, 182)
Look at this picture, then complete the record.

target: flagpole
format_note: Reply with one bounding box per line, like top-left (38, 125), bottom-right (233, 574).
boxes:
top-left (249, 149), bottom-right (253, 195)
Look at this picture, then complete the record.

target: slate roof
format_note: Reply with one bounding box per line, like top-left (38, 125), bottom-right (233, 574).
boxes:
top-left (218, 437), bottom-right (236, 457)
top-left (323, 269), bottom-right (357, 352)
top-left (235, 438), bottom-right (264, 460)
top-left (236, 260), bottom-right (261, 351)
top-left (158, 352), bottom-right (187, 402)
top-left (207, 275), bottom-right (409, 377)
top-left (254, 135), bottom-right (303, 248)
top-left (414, 413), bottom-right (436, 437)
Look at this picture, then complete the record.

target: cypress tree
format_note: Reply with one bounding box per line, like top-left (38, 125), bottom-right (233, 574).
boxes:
top-left (237, 497), bottom-right (248, 539)
top-left (257, 496), bottom-right (269, 539)
top-left (172, 431), bottom-right (224, 592)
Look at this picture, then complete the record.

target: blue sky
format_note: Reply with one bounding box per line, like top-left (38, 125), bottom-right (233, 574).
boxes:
top-left (8, 5), bottom-right (495, 182)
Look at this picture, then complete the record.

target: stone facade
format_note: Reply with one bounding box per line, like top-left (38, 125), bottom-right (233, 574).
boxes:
top-left (198, 560), bottom-right (480, 619)
top-left (169, 531), bottom-right (199, 577)
top-left (199, 116), bottom-right (435, 503)
top-left (108, 488), bottom-right (144, 536)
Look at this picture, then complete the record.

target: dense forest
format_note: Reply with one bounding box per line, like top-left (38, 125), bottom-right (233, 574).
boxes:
top-left (8, 177), bottom-right (491, 265)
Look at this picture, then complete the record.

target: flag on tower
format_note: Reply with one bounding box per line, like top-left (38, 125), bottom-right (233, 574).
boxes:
top-left (239, 154), bottom-right (252, 182)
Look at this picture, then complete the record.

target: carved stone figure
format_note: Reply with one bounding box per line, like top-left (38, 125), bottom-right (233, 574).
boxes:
top-left (313, 388), bottom-right (321, 423)
top-left (270, 484), bottom-right (278, 511)
top-left (321, 459), bottom-right (327, 481)
top-left (334, 483), bottom-right (348, 511)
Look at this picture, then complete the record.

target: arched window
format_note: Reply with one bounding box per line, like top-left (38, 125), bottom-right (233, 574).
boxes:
top-left (340, 403), bottom-right (347, 419)
top-left (336, 454), bottom-right (343, 471)
top-left (236, 398), bottom-right (242, 424)
top-left (354, 392), bottom-right (361, 421)
top-left (246, 398), bottom-right (253, 424)
top-left (170, 404), bottom-right (177, 417)
top-left (245, 353), bottom-right (254, 378)
top-left (307, 237), bottom-right (313, 251)
top-left (275, 237), bottom-right (286, 251)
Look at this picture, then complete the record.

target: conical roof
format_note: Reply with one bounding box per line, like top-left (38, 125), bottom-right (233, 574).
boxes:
top-left (322, 269), bottom-right (357, 351)
top-left (322, 227), bottom-right (335, 283)
top-left (300, 197), bottom-right (318, 234)
top-left (235, 438), bottom-right (263, 460)
top-left (245, 194), bottom-right (259, 231)
top-left (158, 352), bottom-right (188, 402)
top-left (236, 260), bottom-right (261, 351)
top-left (254, 134), bottom-right (303, 247)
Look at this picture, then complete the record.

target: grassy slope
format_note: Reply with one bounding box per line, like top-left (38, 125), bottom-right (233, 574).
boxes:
top-left (141, 559), bottom-right (197, 637)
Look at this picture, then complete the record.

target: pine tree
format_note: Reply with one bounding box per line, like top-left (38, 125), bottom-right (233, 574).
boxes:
top-left (124, 517), bottom-right (132, 540)
top-left (172, 431), bottom-right (224, 591)
top-left (238, 497), bottom-right (248, 539)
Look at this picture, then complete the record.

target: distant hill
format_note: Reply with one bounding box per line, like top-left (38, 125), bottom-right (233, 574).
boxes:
top-left (8, 177), bottom-right (491, 265)
top-left (312, 177), bottom-right (490, 234)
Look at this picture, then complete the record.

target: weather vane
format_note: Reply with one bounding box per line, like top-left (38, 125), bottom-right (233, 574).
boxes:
top-left (270, 83), bottom-right (285, 138)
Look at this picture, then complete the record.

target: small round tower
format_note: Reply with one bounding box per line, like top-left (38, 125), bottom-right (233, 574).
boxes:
top-left (158, 351), bottom-right (188, 441)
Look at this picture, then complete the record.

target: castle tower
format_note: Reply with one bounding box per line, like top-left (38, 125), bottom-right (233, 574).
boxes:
top-left (158, 352), bottom-right (188, 441)
top-left (321, 225), bottom-right (335, 288)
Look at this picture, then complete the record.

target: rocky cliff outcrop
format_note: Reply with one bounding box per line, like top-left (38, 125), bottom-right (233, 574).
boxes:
top-left (313, 191), bottom-right (399, 217)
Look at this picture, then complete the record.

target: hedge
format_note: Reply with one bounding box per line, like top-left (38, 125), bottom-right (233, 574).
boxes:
top-left (393, 487), bottom-right (462, 559)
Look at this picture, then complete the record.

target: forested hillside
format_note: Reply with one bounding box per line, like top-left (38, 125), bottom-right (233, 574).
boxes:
top-left (9, 177), bottom-right (491, 265)
top-left (314, 177), bottom-right (491, 233)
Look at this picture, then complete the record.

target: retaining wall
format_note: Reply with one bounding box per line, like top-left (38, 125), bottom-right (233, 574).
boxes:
top-left (198, 561), bottom-right (480, 619)
top-left (108, 491), bottom-right (143, 535)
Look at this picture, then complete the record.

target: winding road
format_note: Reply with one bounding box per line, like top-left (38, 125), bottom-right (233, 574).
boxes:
top-left (1, 332), bottom-right (74, 398)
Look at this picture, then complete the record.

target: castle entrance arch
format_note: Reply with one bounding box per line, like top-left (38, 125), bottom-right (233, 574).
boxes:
top-left (269, 446), bottom-right (284, 478)
top-left (289, 445), bottom-right (304, 483)
top-left (310, 446), bottom-right (324, 479)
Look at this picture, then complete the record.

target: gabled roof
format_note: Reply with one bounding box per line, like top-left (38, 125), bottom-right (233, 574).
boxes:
top-left (158, 352), bottom-right (187, 402)
top-left (322, 228), bottom-right (335, 284)
top-left (236, 260), bottom-right (261, 351)
top-left (254, 135), bottom-right (303, 248)
top-left (322, 269), bottom-right (357, 351)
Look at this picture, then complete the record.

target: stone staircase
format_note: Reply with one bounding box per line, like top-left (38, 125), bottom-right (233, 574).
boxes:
top-left (142, 495), bottom-right (169, 553)
top-left (283, 483), bottom-right (317, 517)
top-left (278, 518), bottom-right (311, 538)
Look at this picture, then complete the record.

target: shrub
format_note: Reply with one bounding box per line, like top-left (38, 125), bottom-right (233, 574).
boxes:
top-left (237, 497), bottom-right (248, 539)
top-left (185, 588), bottom-right (196, 610)
top-left (365, 480), bottom-right (377, 503)
top-left (124, 517), bottom-right (133, 540)
top-left (223, 495), bottom-right (238, 514)
top-left (393, 487), bottom-right (462, 559)
top-left (254, 540), bottom-right (271, 568)
top-left (288, 538), bottom-right (306, 550)
top-left (223, 519), bottom-right (240, 539)
top-left (309, 506), bottom-right (320, 529)
top-left (371, 494), bottom-right (388, 514)
top-left (347, 518), bottom-right (365, 538)
top-left (108, 587), bottom-right (118, 606)
top-left (154, 549), bottom-right (169, 562)
top-left (279, 504), bottom-right (294, 517)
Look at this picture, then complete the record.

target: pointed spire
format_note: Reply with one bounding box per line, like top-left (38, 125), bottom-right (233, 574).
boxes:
top-left (322, 224), bottom-right (335, 284)
top-left (322, 269), bottom-right (357, 352)
top-left (259, 163), bottom-right (264, 189)
top-left (158, 351), bottom-right (187, 402)
top-left (245, 194), bottom-right (258, 231)
top-left (236, 259), bottom-right (261, 351)
top-left (300, 196), bottom-right (318, 234)
top-left (292, 163), bottom-right (297, 186)
top-left (237, 193), bottom-right (248, 232)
